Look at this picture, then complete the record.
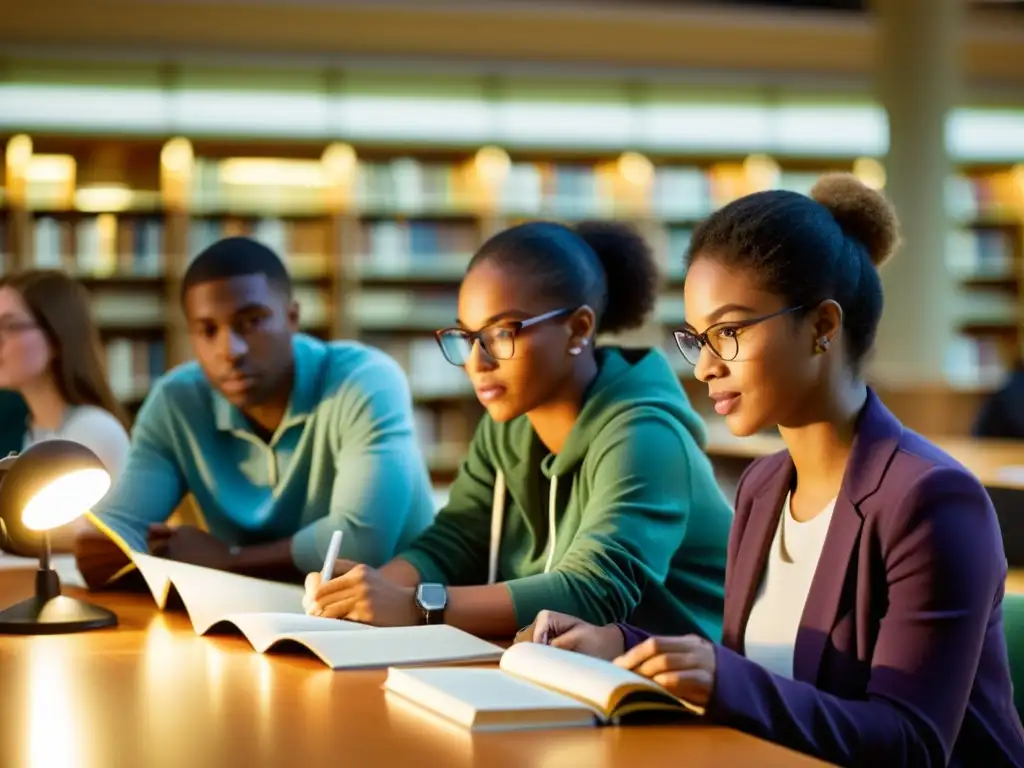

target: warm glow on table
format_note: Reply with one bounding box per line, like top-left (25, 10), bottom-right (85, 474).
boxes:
top-left (0, 567), bottom-right (832, 768)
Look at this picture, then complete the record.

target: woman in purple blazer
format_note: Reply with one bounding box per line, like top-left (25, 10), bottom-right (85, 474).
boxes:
top-left (523, 173), bottom-right (1024, 766)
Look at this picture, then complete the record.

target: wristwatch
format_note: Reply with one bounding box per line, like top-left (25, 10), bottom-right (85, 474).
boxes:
top-left (415, 583), bottom-right (448, 625)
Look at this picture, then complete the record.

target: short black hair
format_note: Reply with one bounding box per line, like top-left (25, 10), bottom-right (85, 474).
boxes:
top-left (181, 236), bottom-right (292, 303)
top-left (467, 220), bottom-right (659, 335)
top-left (687, 173), bottom-right (901, 368)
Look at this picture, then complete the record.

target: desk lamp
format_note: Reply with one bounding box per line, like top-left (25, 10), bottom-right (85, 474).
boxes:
top-left (0, 439), bottom-right (117, 634)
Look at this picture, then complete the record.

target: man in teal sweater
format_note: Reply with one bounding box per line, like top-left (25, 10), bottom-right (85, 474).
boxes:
top-left (76, 237), bottom-right (435, 585)
top-left (304, 221), bottom-right (732, 639)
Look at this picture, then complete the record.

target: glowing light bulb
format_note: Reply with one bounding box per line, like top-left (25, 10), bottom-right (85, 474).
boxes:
top-left (5, 134), bottom-right (33, 170)
top-left (853, 157), bottom-right (886, 190)
top-left (474, 145), bottom-right (511, 185)
top-left (743, 153), bottom-right (781, 190)
top-left (322, 143), bottom-right (357, 178)
top-left (618, 151), bottom-right (655, 186)
top-left (160, 137), bottom-right (194, 175)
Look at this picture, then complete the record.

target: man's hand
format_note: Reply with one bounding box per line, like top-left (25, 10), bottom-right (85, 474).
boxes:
top-left (73, 526), bottom-right (133, 590)
top-left (149, 524), bottom-right (234, 572)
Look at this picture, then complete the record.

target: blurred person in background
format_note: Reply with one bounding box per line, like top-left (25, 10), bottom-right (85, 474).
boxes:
top-left (0, 270), bottom-right (131, 549)
top-left (974, 357), bottom-right (1024, 439)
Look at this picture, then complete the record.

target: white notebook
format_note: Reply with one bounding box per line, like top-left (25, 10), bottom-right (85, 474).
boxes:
top-left (84, 527), bottom-right (504, 670)
top-left (384, 641), bottom-right (704, 731)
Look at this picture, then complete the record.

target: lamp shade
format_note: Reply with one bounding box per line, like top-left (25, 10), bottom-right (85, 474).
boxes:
top-left (0, 440), bottom-right (110, 558)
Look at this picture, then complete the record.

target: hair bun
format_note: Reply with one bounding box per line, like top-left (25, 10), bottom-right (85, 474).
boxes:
top-left (810, 172), bottom-right (901, 267)
top-left (573, 220), bottom-right (658, 334)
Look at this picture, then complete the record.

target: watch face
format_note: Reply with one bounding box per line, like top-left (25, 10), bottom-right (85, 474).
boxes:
top-left (418, 583), bottom-right (447, 611)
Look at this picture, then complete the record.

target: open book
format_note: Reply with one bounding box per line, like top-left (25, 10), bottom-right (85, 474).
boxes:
top-left (384, 641), bottom-right (704, 731)
top-left (83, 521), bottom-right (503, 670)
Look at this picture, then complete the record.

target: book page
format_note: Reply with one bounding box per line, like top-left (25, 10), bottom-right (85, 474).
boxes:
top-left (384, 667), bottom-right (599, 731)
top-left (498, 642), bottom-right (675, 718)
top-left (223, 612), bottom-right (370, 651)
top-left (131, 553), bottom-right (306, 635)
top-left (128, 551), bottom-right (175, 607)
top-left (261, 624), bottom-right (503, 668)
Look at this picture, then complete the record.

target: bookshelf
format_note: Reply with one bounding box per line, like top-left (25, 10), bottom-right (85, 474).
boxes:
top-left (946, 165), bottom-right (1024, 388)
top-left (3, 131), bottom-right (1023, 485)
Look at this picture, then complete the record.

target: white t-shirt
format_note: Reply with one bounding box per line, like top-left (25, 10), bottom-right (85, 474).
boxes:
top-left (23, 404), bottom-right (130, 482)
top-left (744, 491), bottom-right (836, 679)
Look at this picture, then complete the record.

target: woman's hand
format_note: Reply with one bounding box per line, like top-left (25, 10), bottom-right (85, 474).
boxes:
top-left (304, 563), bottom-right (419, 627)
top-left (516, 610), bottom-right (625, 661)
top-left (302, 558), bottom-right (356, 612)
top-left (613, 634), bottom-right (717, 708)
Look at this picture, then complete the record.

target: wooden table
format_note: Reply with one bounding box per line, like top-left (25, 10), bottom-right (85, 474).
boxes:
top-left (0, 568), bottom-right (831, 768)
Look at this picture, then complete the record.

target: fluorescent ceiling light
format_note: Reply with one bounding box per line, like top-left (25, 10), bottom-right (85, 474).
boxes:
top-left (638, 103), bottom-right (772, 152)
top-left (495, 100), bottom-right (634, 147)
top-left (948, 109), bottom-right (1024, 162)
top-left (337, 95), bottom-right (491, 142)
top-left (170, 89), bottom-right (330, 137)
top-left (0, 84), bottom-right (166, 132)
top-left (772, 104), bottom-right (888, 156)
top-left (0, 82), bottom-right (1020, 161)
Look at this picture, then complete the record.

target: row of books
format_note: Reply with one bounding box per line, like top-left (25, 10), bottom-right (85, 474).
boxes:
top-left (106, 338), bottom-right (167, 403)
top-left (947, 174), bottom-right (1024, 222)
top-left (31, 214), bottom-right (164, 276)
top-left (947, 228), bottom-right (1021, 280)
top-left (22, 214), bottom-right (1017, 288)
top-left (945, 335), bottom-right (1015, 389)
top-left (175, 157), bottom-right (1024, 221)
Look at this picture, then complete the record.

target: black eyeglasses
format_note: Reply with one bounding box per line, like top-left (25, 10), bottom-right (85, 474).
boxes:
top-left (435, 307), bottom-right (574, 366)
top-left (673, 306), bottom-right (805, 365)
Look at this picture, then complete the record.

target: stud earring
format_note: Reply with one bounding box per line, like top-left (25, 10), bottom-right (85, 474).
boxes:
top-left (816, 337), bottom-right (831, 353)
top-left (569, 347), bottom-right (582, 356)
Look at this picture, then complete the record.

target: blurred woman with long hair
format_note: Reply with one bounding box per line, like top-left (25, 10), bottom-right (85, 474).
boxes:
top-left (0, 269), bottom-right (131, 547)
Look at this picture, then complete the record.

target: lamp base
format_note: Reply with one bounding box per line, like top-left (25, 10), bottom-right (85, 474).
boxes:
top-left (0, 594), bottom-right (118, 635)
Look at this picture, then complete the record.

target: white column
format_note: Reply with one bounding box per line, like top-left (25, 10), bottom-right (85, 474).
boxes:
top-left (869, 0), bottom-right (961, 386)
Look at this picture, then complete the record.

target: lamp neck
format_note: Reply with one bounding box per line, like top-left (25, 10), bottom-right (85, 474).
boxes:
top-left (39, 530), bottom-right (51, 572)
top-left (36, 567), bottom-right (60, 602)
top-left (36, 531), bottom-right (59, 601)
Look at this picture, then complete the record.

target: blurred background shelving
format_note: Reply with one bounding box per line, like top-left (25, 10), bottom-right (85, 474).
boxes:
top-left (1, 59), bottom-right (1023, 487)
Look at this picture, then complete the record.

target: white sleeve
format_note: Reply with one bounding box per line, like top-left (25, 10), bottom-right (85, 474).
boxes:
top-left (60, 407), bottom-right (132, 482)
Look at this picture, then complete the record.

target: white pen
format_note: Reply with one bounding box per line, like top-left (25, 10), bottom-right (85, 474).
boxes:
top-left (320, 530), bottom-right (344, 583)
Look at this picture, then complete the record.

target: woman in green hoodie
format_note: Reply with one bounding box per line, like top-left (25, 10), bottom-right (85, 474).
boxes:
top-left (304, 221), bottom-right (732, 639)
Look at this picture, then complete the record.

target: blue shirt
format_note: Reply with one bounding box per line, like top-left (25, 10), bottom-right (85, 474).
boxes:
top-left (89, 334), bottom-right (436, 571)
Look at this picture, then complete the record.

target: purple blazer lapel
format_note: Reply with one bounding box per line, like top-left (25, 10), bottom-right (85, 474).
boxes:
top-left (723, 456), bottom-right (792, 654)
top-left (792, 388), bottom-right (903, 684)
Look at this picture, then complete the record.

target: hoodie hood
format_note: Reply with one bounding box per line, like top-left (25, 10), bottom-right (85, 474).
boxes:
top-left (542, 346), bottom-right (706, 479)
